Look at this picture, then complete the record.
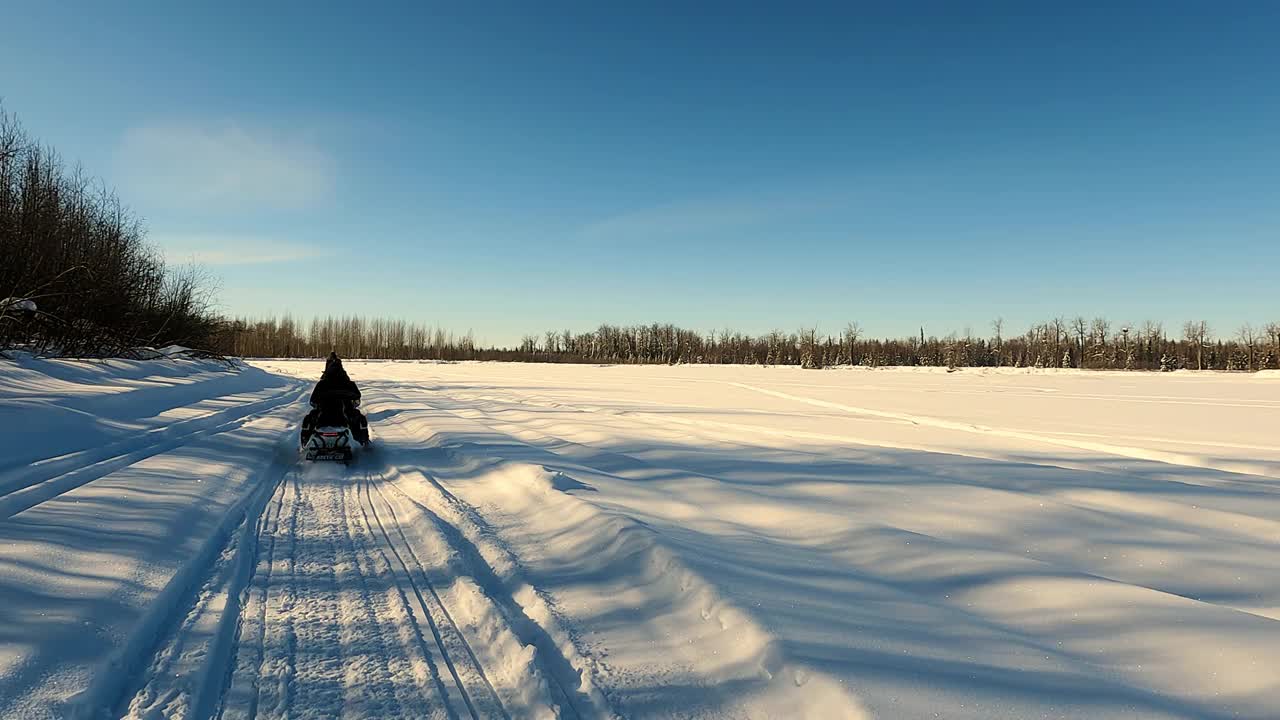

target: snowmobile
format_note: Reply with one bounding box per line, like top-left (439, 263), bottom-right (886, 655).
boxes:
top-left (301, 399), bottom-right (367, 463)
top-left (304, 423), bottom-right (356, 463)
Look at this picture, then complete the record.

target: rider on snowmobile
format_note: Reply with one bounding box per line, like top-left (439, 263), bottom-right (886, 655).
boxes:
top-left (301, 352), bottom-right (370, 447)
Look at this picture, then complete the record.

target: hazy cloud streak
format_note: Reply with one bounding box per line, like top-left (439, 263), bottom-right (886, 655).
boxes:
top-left (116, 123), bottom-right (335, 211)
top-left (153, 233), bottom-right (334, 266)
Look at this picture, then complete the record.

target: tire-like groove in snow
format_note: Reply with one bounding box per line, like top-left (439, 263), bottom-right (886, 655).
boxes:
top-left (52, 428), bottom-right (300, 720)
top-left (0, 383), bottom-right (302, 481)
top-left (383, 470), bottom-right (596, 720)
top-left (348, 475), bottom-right (462, 719)
top-left (359, 470), bottom-right (508, 720)
top-left (0, 388), bottom-right (304, 519)
top-left (333, 468), bottom-right (431, 718)
top-left (384, 389), bottom-right (868, 718)
top-left (368, 476), bottom-right (542, 717)
top-left (119, 464), bottom-right (294, 720)
top-left (235, 469), bottom-right (305, 720)
top-left (343, 478), bottom-right (455, 720)
top-left (225, 464), bottom-right (495, 720)
top-left (219, 468), bottom-right (292, 720)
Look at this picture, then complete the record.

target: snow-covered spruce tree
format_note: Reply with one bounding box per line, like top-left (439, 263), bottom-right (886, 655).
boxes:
top-left (1062, 349), bottom-right (1072, 368)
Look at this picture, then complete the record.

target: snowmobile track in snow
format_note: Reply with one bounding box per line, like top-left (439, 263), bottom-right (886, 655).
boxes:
top-left (357, 471), bottom-right (509, 720)
top-left (145, 458), bottom-right (568, 720)
top-left (219, 466), bottom-right (450, 720)
top-left (119, 464), bottom-right (295, 720)
top-left (0, 387), bottom-right (302, 519)
top-left (113, 421), bottom-right (605, 720)
top-left (375, 468), bottom-right (598, 720)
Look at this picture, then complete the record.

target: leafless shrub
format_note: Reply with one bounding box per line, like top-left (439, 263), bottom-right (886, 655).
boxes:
top-left (0, 104), bottom-right (222, 356)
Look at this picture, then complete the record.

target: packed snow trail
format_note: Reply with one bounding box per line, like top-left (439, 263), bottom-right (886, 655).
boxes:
top-left (212, 463), bottom-right (515, 720)
top-left (132, 453), bottom-right (576, 720)
top-left (113, 377), bottom-right (606, 720)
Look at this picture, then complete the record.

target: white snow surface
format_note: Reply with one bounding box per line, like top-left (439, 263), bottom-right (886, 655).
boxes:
top-left (3, 357), bottom-right (1279, 719)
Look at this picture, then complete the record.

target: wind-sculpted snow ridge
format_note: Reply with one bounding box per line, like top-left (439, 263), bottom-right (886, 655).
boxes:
top-left (418, 450), bottom-right (869, 720)
top-left (366, 394), bottom-right (868, 719)
top-left (351, 399), bottom-right (618, 719)
top-left (376, 463), bottom-right (621, 719)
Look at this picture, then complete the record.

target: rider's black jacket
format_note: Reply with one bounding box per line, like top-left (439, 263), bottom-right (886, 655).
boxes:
top-left (310, 365), bottom-right (361, 407)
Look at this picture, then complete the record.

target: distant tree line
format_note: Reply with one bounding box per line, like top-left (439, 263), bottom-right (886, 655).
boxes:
top-left (220, 315), bottom-right (1280, 372)
top-left (0, 104), bottom-right (222, 356)
top-left (522, 318), bottom-right (1280, 371)
top-left (223, 315), bottom-right (484, 360)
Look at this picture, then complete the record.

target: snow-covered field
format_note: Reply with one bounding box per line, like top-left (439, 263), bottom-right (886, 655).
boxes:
top-left (3, 357), bottom-right (1279, 719)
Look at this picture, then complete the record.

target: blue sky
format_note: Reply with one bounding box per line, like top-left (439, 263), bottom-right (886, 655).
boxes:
top-left (3, 1), bottom-right (1277, 345)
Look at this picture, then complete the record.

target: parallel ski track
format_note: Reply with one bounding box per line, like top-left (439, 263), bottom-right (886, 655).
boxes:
top-left (357, 468), bottom-right (509, 720)
top-left (210, 461), bottom-right (513, 720)
top-left (235, 468), bottom-right (292, 720)
top-left (119, 465), bottom-right (294, 720)
top-left (385, 469), bottom-right (592, 720)
top-left (348, 384), bottom-right (601, 720)
top-left (0, 387), bottom-right (303, 519)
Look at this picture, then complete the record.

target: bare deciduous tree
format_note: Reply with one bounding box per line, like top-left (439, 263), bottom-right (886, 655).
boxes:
top-left (1, 103), bottom-right (221, 356)
top-left (1237, 324), bottom-right (1258, 371)
top-left (1183, 321), bottom-right (1210, 370)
